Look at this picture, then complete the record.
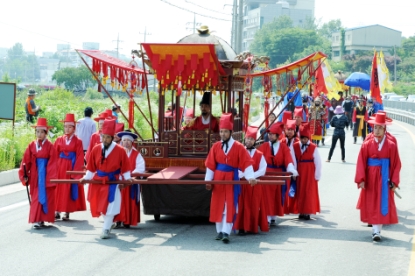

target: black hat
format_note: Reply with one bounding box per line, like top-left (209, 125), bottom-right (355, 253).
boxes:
top-left (338, 91), bottom-right (343, 95)
top-left (27, 89), bottom-right (37, 95)
top-left (199, 92), bottom-right (211, 106)
top-left (368, 98), bottom-right (373, 103)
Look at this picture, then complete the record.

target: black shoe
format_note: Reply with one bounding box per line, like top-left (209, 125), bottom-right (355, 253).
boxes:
top-left (238, 230), bottom-right (246, 236)
top-left (62, 213), bottom-right (70, 221)
top-left (55, 212), bottom-right (61, 220)
top-left (123, 224), bottom-right (130, 228)
top-left (298, 214), bottom-right (305, 219)
top-left (304, 215), bottom-right (311, 220)
top-left (113, 222), bottom-right (122, 229)
top-left (372, 233), bottom-right (381, 241)
top-left (367, 224), bottom-right (373, 227)
top-left (270, 219), bottom-right (277, 226)
top-left (221, 233), bottom-right (230, 244)
top-left (215, 232), bottom-right (223, 240)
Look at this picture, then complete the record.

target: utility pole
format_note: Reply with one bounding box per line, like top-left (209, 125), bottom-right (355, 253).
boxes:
top-left (237, 0), bottom-right (243, 54)
top-left (113, 33), bottom-right (123, 59)
top-left (186, 13), bottom-right (201, 33)
top-left (394, 45), bottom-right (397, 84)
top-left (232, 0), bottom-right (237, 50)
top-left (139, 26), bottom-right (152, 43)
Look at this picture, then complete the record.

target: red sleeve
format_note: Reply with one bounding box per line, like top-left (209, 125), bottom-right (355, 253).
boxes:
top-left (205, 143), bottom-right (219, 171)
top-left (237, 143), bottom-right (254, 171)
top-left (281, 143), bottom-right (294, 168)
top-left (46, 142), bottom-right (58, 187)
top-left (71, 138), bottom-right (85, 179)
top-left (86, 145), bottom-right (100, 173)
top-left (354, 141), bottom-right (368, 187)
top-left (18, 143), bottom-right (33, 185)
top-left (352, 109), bottom-right (357, 123)
top-left (388, 141), bottom-right (401, 187)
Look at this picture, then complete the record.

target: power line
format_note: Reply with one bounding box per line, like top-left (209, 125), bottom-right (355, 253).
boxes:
top-left (0, 20), bottom-right (82, 50)
top-left (184, 0), bottom-right (232, 16)
top-left (160, 0), bottom-right (232, 22)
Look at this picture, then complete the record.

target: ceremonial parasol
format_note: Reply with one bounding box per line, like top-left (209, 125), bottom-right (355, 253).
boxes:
top-left (344, 72), bottom-right (371, 91)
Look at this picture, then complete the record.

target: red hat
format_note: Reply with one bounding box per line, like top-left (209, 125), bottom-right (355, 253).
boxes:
top-left (367, 113), bottom-right (392, 126)
top-left (31, 118), bottom-right (53, 130)
top-left (94, 112), bottom-right (108, 122)
top-left (245, 126), bottom-right (258, 140)
top-left (299, 122), bottom-right (311, 139)
top-left (219, 113), bottom-right (233, 130)
top-left (105, 109), bottom-right (114, 118)
top-left (285, 119), bottom-right (296, 130)
top-left (115, 122), bottom-right (125, 133)
top-left (294, 107), bottom-right (303, 118)
top-left (59, 113), bottom-right (76, 124)
top-left (268, 122), bottom-right (284, 135)
top-left (102, 119), bottom-right (116, 136)
top-left (282, 111), bottom-right (292, 124)
top-left (185, 108), bottom-right (194, 118)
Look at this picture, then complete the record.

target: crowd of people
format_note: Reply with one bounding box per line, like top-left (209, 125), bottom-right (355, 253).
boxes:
top-left (18, 88), bottom-right (401, 243)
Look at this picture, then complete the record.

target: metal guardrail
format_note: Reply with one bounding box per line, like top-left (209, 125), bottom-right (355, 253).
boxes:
top-left (383, 100), bottom-right (415, 113)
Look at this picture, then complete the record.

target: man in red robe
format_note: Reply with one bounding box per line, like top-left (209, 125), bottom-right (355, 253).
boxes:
top-left (80, 119), bottom-right (132, 239)
top-left (293, 123), bottom-right (322, 220)
top-left (354, 113), bottom-right (401, 241)
top-left (85, 111), bottom-right (110, 162)
top-left (205, 113), bottom-right (256, 244)
top-left (19, 118), bottom-right (58, 229)
top-left (294, 107), bottom-right (304, 138)
top-left (183, 92), bottom-right (219, 132)
top-left (281, 119), bottom-right (300, 214)
top-left (235, 126), bottom-right (268, 234)
top-left (258, 122), bottom-right (298, 225)
top-left (54, 113), bottom-right (86, 221)
top-left (114, 130), bottom-right (145, 228)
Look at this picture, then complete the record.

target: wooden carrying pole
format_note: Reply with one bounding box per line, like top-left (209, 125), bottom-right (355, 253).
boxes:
top-left (51, 179), bottom-right (286, 185)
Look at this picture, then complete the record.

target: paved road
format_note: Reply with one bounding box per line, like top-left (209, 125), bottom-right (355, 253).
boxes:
top-left (1, 122), bottom-right (414, 276)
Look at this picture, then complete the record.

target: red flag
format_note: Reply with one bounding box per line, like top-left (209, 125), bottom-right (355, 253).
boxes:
top-left (313, 64), bottom-right (327, 97)
top-left (370, 51), bottom-right (382, 103)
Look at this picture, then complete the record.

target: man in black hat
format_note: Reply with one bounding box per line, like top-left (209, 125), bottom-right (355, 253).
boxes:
top-left (183, 92), bottom-right (219, 132)
top-left (25, 89), bottom-right (41, 123)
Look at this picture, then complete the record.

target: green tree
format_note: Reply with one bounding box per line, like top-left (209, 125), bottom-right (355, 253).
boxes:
top-left (3, 43), bottom-right (40, 82)
top-left (52, 66), bottom-right (96, 91)
top-left (318, 19), bottom-right (343, 40)
top-left (251, 27), bottom-right (323, 67)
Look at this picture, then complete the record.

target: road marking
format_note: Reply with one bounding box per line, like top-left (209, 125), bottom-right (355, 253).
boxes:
top-left (0, 201), bottom-right (27, 213)
top-left (394, 121), bottom-right (415, 276)
top-left (0, 182), bottom-right (25, 196)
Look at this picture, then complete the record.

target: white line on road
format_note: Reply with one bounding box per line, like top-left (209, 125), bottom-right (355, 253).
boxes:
top-left (0, 182), bottom-right (25, 196)
top-left (0, 201), bottom-right (27, 213)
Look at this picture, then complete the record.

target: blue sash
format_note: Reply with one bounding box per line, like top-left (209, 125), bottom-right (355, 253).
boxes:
top-left (367, 158), bottom-right (390, 216)
top-left (300, 159), bottom-right (313, 163)
top-left (266, 165), bottom-right (287, 206)
top-left (36, 158), bottom-right (49, 214)
top-left (216, 163), bottom-right (240, 212)
top-left (59, 151), bottom-right (78, 200)
top-left (130, 184), bottom-right (139, 202)
top-left (96, 169), bottom-right (121, 203)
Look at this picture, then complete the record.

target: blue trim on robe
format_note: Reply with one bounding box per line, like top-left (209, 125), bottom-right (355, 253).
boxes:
top-left (59, 151), bottom-right (78, 200)
top-left (367, 158), bottom-right (390, 216)
top-left (36, 158), bottom-right (49, 214)
top-left (96, 169), bottom-right (121, 203)
top-left (216, 163), bottom-right (240, 216)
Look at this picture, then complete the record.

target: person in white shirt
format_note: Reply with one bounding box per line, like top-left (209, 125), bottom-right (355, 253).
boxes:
top-left (75, 107), bottom-right (96, 153)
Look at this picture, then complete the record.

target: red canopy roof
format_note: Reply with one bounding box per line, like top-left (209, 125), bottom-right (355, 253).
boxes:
top-left (141, 43), bottom-right (226, 92)
top-left (76, 49), bottom-right (146, 73)
top-left (251, 51), bottom-right (327, 77)
top-left (76, 49), bottom-right (147, 91)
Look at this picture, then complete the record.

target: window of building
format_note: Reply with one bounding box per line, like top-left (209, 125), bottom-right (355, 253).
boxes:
top-left (347, 35), bottom-right (351, 41)
top-left (333, 51), bottom-right (340, 57)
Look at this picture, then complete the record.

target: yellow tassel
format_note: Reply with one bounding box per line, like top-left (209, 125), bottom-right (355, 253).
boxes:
top-left (187, 78), bottom-right (190, 85)
top-left (161, 77), bottom-right (164, 85)
top-left (183, 84), bottom-right (187, 90)
top-left (175, 77), bottom-right (178, 85)
top-left (205, 69), bottom-right (208, 78)
top-left (192, 71), bottom-right (195, 79)
top-left (196, 81), bottom-right (199, 89)
top-left (212, 89), bottom-right (216, 96)
top-left (199, 90), bottom-right (203, 95)
top-left (166, 70), bottom-right (169, 80)
top-left (187, 90), bottom-right (190, 97)
top-left (192, 88), bottom-right (195, 95)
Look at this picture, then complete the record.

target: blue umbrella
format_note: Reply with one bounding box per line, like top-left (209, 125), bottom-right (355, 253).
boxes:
top-left (344, 72), bottom-right (371, 91)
